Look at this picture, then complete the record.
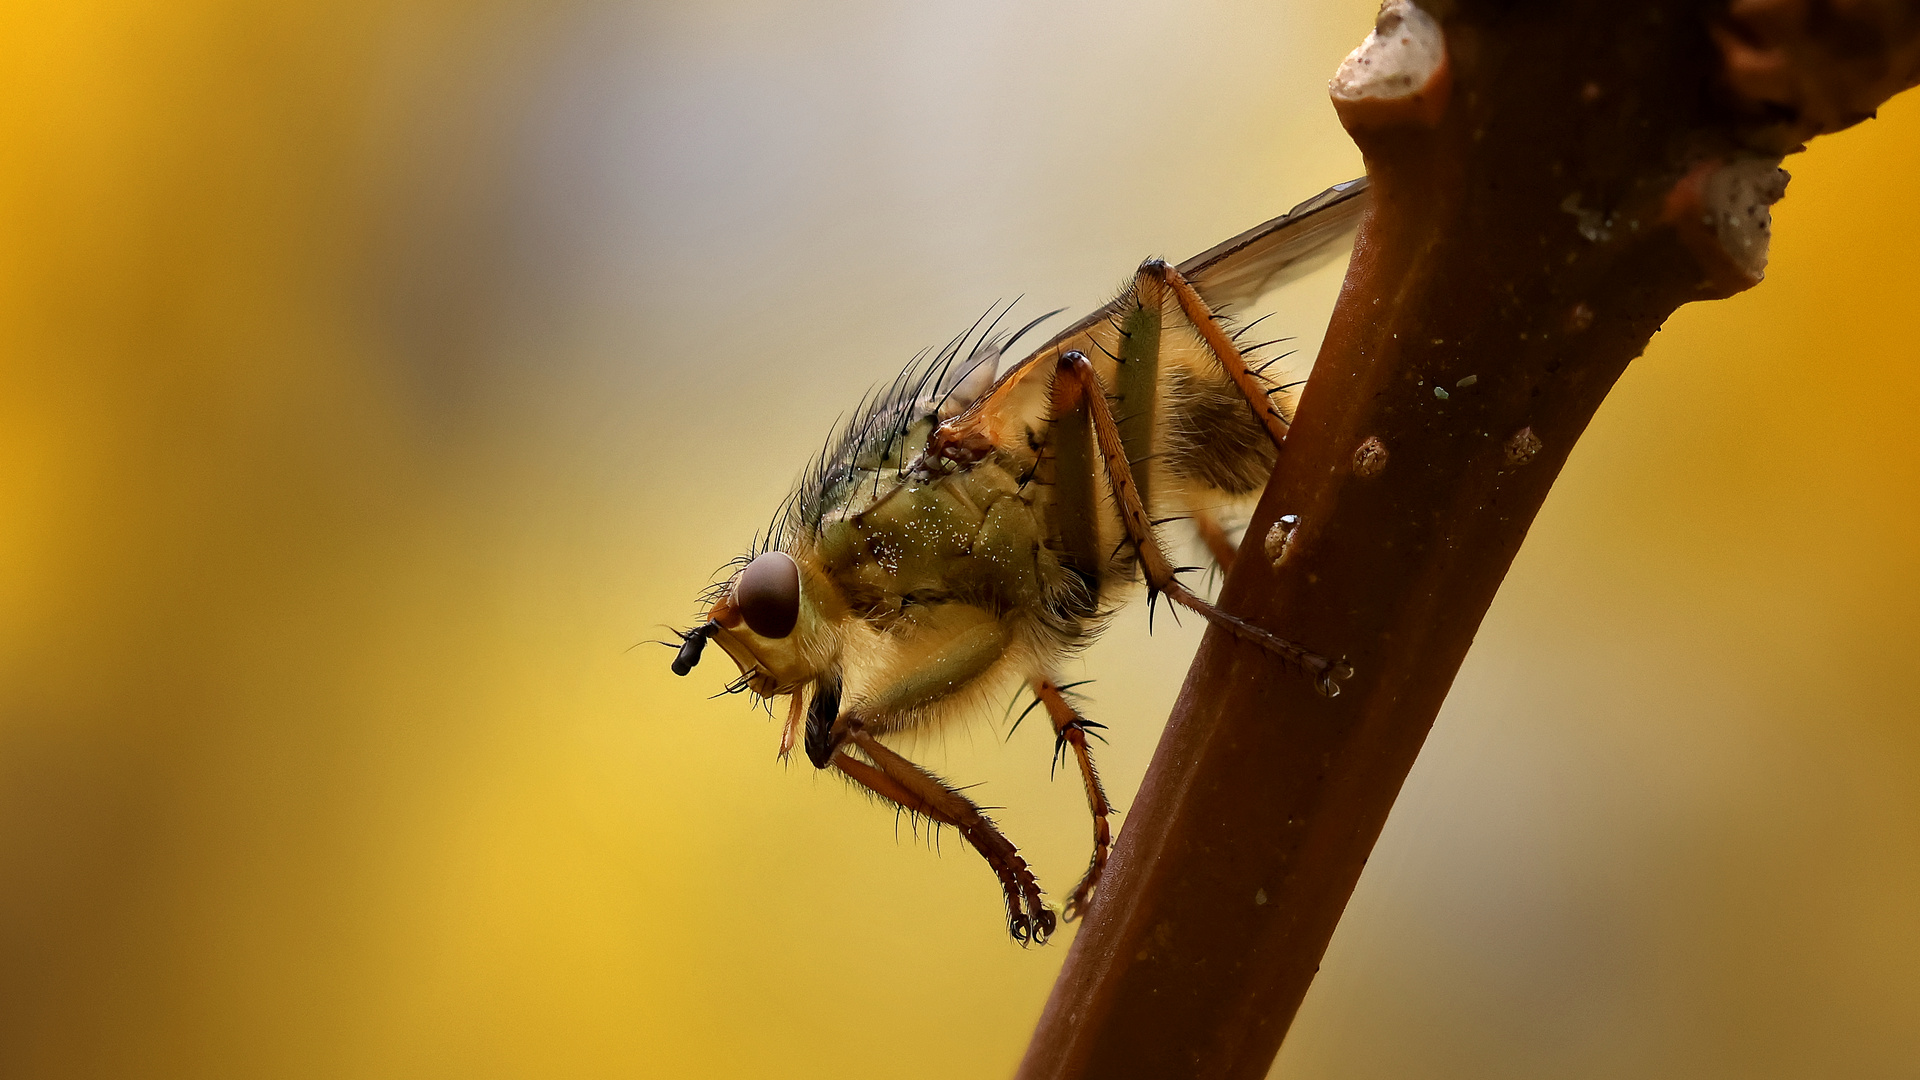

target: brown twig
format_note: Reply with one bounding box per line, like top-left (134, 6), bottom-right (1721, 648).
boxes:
top-left (1017, 2), bottom-right (1920, 1078)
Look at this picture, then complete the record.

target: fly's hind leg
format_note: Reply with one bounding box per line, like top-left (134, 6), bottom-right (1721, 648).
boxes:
top-left (1031, 679), bottom-right (1112, 921)
top-left (831, 728), bottom-right (1055, 943)
top-left (1057, 351), bottom-right (1351, 695)
top-left (1140, 259), bottom-right (1291, 450)
top-left (1190, 507), bottom-right (1238, 573)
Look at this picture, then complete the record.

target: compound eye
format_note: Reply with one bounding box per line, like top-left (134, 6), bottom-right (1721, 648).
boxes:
top-left (735, 551), bottom-right (801, 639)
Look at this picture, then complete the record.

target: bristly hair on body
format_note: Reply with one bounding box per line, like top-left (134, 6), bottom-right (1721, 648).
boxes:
top-left (685, 302), bottom-right (1058, 628)
top-left (759, 301), bottom-right (1059, 556)
top-left (689, 291), bottom-right (1302, 634)
top-left (691, 274), bottom-right (1306, 620)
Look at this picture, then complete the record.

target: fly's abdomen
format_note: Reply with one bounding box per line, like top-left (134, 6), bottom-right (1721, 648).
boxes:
top-left (1161, 368), bottom-right (1277, 496)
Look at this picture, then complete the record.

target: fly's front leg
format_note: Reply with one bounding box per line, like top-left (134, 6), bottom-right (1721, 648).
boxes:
top-left (1058, 351), bottom-right (1351, 695)
top-left (1142, 260), bottom-right (1291, 450)
top-left (831, 729), bottom-right (1054, 943)
top-left (1032, 679), bottom-right (1112, 922)
top-left (777, 692), bottom-right (805, 762)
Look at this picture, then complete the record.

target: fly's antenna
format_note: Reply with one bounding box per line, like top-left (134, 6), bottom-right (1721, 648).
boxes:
top-left (633, 625), bottom-right (693, 654)
top-left (671, 621), bottom-right (719, 676)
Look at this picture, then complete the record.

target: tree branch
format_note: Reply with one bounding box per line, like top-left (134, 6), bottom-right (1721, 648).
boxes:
top-left (1018, 2), bottom-right (1920, 1077)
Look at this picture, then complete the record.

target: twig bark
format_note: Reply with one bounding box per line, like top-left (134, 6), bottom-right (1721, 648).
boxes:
top-left (1017, 2), bottom-right (1920, 1078)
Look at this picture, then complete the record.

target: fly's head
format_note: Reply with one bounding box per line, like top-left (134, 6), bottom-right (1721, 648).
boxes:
top-left (672, 547), bottom-right (839, 701)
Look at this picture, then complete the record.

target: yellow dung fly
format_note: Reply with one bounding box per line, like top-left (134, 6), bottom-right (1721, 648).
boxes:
top-left (673, 179), bottom-right (1368, 941)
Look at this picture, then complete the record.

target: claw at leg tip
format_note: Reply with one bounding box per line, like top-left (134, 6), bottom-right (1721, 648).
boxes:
top-left (1314, 659), bottom-right (1355, 698)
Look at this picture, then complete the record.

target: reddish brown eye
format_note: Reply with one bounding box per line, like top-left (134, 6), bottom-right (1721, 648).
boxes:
top-left (735, 551), bottom-right (800, 639)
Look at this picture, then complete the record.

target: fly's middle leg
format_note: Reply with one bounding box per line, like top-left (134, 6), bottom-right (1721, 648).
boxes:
top-left (831, 728), bottom-right (1055, 943)
top-left (1142, 259), bottom-right (1292, 451)
top-left (1033, 679), bottom-right (1112, 922)
top-left (1056, 351), bottom-right (1351, 696)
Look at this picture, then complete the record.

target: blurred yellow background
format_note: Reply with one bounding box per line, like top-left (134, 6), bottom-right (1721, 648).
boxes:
top-left (1, 2), bottom-right (1914, 1078)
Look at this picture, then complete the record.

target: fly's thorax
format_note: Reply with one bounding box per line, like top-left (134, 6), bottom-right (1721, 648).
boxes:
top-left (812, 459), bottom-right (1044, 622)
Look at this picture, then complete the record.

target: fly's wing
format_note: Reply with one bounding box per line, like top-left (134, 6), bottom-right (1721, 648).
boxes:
top-left (1180, 177), bottom-right (1370, 313)
top-left (962, 176), bottom-right (1370, 429)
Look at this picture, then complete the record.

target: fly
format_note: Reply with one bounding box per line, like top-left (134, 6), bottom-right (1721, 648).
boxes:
top-left (672, 178), bottom-right (1368, 942)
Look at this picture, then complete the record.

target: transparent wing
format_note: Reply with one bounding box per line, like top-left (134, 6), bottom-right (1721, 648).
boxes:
top-left (981, 176), bottom-right (1371, 411)
top-left (1181, 177), bottom-right (1370, 313)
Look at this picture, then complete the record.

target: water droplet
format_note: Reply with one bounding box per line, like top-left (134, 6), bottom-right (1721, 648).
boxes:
top-left (1264, 514), bottom-right (1301, 568)
top-left (1433, 386), bottom-right (1450, 400)
top-left (1455, 374), bottom-right (1478, 388)
top-left (1254, 888), bottom-right (1269, 906)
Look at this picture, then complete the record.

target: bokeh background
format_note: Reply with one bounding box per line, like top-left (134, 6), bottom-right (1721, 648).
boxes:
top-left (2, 2), bottom-right (1915, 1078)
